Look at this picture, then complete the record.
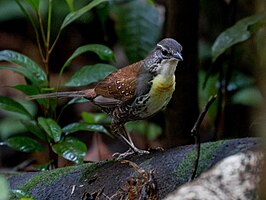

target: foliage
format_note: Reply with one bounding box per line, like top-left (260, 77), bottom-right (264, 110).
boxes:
top-left (0, 0), bottom-right (163, 167)
top-left (200, 11), bottom-right (266, 135)
top-left (126, 121), bottom-right (162, 140)
top-left (110, 0), bottom-right (162, 63)
top-left (212, 12), bottom-right (266, 62)
top-left (0, 0), bottom-right (114, 166)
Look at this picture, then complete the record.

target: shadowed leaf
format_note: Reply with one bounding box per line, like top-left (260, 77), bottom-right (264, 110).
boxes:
top-left (62, 121), bottom-right (110, 136)
top-left (24, 0), bottom-right (40, 10)
top-left (21, 120), bottom-right (47, 141)
top-left (65, 64), bottom-right (116, 87)
top-left (0, 96), bottom-right (32, 119)
top-left (52, 137), bottom-right (87, 164)
top-left (38, 117), bottom-right (62, 142)
top-left (61, 44), bottom-right (115, 74)
top-left (5, 136), bottom-right (44, 153)
top-left (60, 0), bottom-right (108, 30)
top-left (110, 0), bottom-right (162, 62)
top-left (212, 12), bottom-right (266, 62)
top-left (0, 50), bottom-right (47, 86)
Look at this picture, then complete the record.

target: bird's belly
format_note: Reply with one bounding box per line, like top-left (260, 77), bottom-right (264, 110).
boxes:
top-left (139, 74), bottom-right (175, 118)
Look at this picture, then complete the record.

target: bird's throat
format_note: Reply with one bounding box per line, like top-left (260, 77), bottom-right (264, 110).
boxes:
top-left (159, 59), bottom-right (178, 76)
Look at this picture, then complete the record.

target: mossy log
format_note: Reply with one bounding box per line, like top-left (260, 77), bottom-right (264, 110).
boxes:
top-left (4, 137), bottom-right (259, 199)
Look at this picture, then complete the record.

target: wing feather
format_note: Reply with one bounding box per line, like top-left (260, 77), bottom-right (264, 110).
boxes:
top-left (94, 61), bottom-right (143, 106)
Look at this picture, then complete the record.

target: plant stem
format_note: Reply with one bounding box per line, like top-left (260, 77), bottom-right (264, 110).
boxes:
top-left (190, 95), bottom-right (217, 181)
top-left (47, 0), bottom-right (53, 50)
top-left (42, 0), bottom-right (53, 75)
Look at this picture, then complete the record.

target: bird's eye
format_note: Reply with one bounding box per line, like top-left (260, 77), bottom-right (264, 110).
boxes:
top-left (162, 49), bottom-right (168, 57)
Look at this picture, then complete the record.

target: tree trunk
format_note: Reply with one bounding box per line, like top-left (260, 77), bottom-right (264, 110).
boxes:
top-left (5, 138), bottom-right (258, 199)
top-left (164, 0), bottom-right (199, 147)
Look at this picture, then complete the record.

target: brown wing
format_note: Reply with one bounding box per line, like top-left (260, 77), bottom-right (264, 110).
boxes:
top-left (95, 61), bottom-right (143, 102)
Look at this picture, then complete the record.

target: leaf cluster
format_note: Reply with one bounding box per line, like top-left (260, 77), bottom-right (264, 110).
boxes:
top-left (0, 0), bottom-right (115, 166)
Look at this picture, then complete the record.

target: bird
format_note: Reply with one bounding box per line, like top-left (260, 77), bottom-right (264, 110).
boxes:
top-left (29, 38), bottom-right (183, 158)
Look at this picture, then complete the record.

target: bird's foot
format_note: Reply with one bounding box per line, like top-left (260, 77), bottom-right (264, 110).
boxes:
top-left (112, 148), bottom-right (149, 160)
top-left (148, 146), bottom-right (164, 152)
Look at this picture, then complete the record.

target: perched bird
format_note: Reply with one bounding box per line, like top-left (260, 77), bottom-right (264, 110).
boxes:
top-left (29, 38), bottom-right (183, 158)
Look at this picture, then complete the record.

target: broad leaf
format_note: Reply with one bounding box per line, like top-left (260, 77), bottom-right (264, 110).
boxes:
top-left (13, 84), bottom-right (40, 96)
top-left (21, 120), bottom-right (47, 141)
top-left (24, 0), bottom-right (40, 10)
top-left (5, 136), bottom-right (44, 153)
top-left (110, 0), bottom-right (162, 62)
top-left (60, 0), bottom-right (108, 30)
top-left (16, 0), bottom-right (39, 47)
top-left (212, 12), bottom-right (266, 62)
top-left (52, 137), bottom-right (87, 164)
top-left (61, 44), bottom-right (115, 74)
top-left (232, 87), bottom-right (263, 107)
top-left (13, 85), bottom-right (51, 108)
top-left (0, 96), bottom-right (32, 119)
top-left (65, 64), bottom-right (116, 86)
top-left (62, 121), bottom-right (110, 136)
top-left (0, 50), bottom-right (47, 86)
top-left (38, 117), bottom-right (62, 142)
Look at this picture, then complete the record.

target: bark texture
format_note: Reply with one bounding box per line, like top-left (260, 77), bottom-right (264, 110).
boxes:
top-left (4, 138), bottom-right (260, 199)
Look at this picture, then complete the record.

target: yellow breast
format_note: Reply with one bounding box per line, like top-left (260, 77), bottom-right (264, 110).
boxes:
top-left (145, 74), bottom-right (175, 115)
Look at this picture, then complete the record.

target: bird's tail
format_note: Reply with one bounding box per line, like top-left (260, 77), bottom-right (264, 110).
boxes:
top-left (27, 89), bottom-right (96, 100)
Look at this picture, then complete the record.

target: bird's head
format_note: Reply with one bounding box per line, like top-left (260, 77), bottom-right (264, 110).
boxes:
top-left (144, 38), bottom-right (183, 76)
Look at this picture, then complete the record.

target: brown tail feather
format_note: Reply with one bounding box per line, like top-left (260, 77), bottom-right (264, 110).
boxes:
top-left (27, 89), bottom-right (96, 100)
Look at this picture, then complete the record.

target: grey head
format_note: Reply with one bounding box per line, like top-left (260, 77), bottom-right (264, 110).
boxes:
top-left (143, 38), bottom-right (183, 73)
top-left (136, 38), bottom-right (183, 96)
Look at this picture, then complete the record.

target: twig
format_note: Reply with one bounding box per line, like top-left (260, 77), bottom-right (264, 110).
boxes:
top-left (190, 95), bottom-right (217, 181)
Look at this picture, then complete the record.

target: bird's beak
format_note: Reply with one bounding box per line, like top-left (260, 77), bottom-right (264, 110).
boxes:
top-left (174, 52), bottom-right (183, 61)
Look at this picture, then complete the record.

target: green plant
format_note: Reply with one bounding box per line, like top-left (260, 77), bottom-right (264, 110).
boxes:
top-left (0, 0), bottom-right (116, 167)
top-left (200, 12), bottom-right (266, 136)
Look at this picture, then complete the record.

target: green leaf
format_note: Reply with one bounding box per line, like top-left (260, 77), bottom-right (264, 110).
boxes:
top-left (65, 64), bottom-right (116, 87)
top-left (62, 122), bottom-right (110, 136)
top-left (0, 1), bottom-right (24, 22)
top-left (4, 136), bottom-right (44, 153)
top-left (0, 176), bottom-right (9, 200)
top-left (13, 84), bottom-right (39, 96)
top-left (0, 50), bottom-right (47, 86)
top-left (38, 117), bottom-right (62, 142)
top-left (15, 0), bottom-right (39, 53)
top-left (232, 87), bottom-right (263, 107)
top-left (65, 0), bottom-right (74, 12)
top-left (13, 84), bottom-right (52, 109)
top-left (67, 97), bottom-right (90, 105)
top-left (126, 121), bottom-right (162, 140)
top-left (60, 0), bottom-right (108, 30)
top-left (81, 112), bottom-right (109, 123)
top-left (52, 137), bottom-right (87, 164)
top-left (61, 44), bottom-right (115, 74)
top-left (212, 12), bottom-right (266, 62)
top-left (24, 0), bottom-right (40, 10)
top-left (0, 96), bottom-right (32, 119)
top-left (110, 0), bottom-right (162, 62)
top-left (21, 120), bottom-right (47, 141)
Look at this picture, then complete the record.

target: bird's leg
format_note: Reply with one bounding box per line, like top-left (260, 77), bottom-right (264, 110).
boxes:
top-left (111, 123), bottom-right (149, 159)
